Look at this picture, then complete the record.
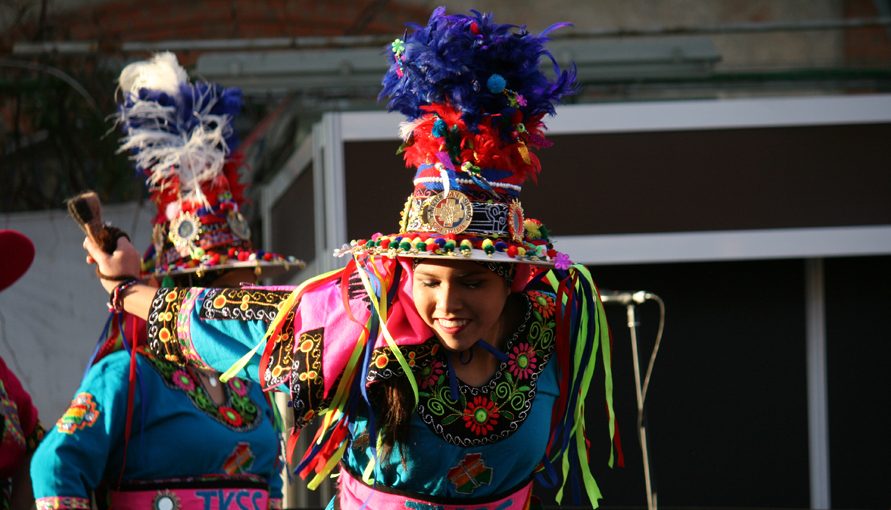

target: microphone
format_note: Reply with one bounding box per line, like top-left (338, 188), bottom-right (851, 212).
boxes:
top-left (599, 289), bottom-right (652, 305)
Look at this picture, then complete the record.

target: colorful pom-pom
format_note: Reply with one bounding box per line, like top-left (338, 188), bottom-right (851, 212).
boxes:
top-left (487, 74), bottom-right (506, 94)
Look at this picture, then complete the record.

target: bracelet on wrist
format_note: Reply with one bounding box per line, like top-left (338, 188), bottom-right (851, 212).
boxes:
top-left (107, 278), bottom-right (140, 313)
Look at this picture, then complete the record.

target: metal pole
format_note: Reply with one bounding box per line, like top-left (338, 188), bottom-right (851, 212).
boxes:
top-left (805, 258), bottom-right (831, 509)
top-left (627, 303), bottom-right (657, 510)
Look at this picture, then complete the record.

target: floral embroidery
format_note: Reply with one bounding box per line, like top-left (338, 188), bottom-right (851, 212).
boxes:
top-left (36, 497), bottom-right (91, 509)
top-left (463, 396), bottom-right (499, 436)
top-left (172, 369), bottom-right (196, 392)
top-left (56, 393), bottom-right (100, 435)
top-left (228, 378), bottom-right (248, 397)
top-left (419, 358), bottom-right (445, 390)
top-left (148, 358), bottom-right (260, 431)
top-left (219, 406), bottom-right (244, 427)
top-left (527, 290), bottom-right (555, 320)
top-left (507, 342), bottom-right (537, 380)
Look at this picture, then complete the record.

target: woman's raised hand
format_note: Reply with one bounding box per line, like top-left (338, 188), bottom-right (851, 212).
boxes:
top-left (83, 235), bottom-right (142, 294)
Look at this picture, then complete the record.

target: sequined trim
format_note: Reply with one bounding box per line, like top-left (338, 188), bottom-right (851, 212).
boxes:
top-left (35, 497), bottom-right (91, 509)
top-left (199, 288), bottom-right (289, 322)
top-left (263, 307), bottom-right (297, 389)
top-left (148, 287), bottom-right (189, 364)
top-left (177, 288), bottom-right (211, 370)
top-left (286, 328), bottom-right (326, 428)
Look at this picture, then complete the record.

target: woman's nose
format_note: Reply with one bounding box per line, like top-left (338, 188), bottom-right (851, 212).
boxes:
top-left (435, 284), bottom-right (462, 312)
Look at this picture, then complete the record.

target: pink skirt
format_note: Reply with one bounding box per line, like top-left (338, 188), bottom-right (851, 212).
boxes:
top-left (337, 467), bottom-right (533, 510)
top-left (109, 486), bottom-right (272, 509)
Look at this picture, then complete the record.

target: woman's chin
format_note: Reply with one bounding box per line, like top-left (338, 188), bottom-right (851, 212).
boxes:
top-left (434, 335), bottom-right (477, 354)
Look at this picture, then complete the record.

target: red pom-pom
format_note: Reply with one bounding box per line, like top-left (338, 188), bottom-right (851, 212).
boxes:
top-left (507, 245), bottom-right (519, 258)
top-left (263, 253), bottom-right (273, 261)
top-left (237, 251), bottom-right (250, 262)
top-left (469, 21), bottom-right (479, 34)
top-left (227, 248), bottom-right (237, 257)
top-left (426, 243), bottom-right (437, 252)
top-left (380, 239), bottom-right (391, 249)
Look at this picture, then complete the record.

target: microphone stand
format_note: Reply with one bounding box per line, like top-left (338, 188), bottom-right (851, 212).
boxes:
top-left (626, 301), bottom-right (657, 510)
top-left (600, 289), bottom-right (664, 510)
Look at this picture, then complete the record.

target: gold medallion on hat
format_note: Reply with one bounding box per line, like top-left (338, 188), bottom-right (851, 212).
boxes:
top-left (508, 200), bottom-right (525, 243)
top-left (423, 190), bottom-right (473, 234)
top-left (168, 211), bottom-right (200, 248)
top-left (227, 210), bottom-right (251, 240)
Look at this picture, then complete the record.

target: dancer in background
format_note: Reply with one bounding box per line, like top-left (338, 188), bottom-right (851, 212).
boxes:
top-left (1, 230), bottom-right (44, 510)
top-left (32, 53), bottom-right (303, 510)
top-left (82, 9), bottom-right (619, 509)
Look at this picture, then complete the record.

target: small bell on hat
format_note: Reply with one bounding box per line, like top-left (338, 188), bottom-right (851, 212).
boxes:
top-left (116, 52), bottom-right (304, 279)
top-left (338, 7), bottom-right (576, 267)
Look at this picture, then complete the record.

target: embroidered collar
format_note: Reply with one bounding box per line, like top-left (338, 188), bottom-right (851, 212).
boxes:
top-left (366, 289), bottom-right (558, 446)
top-left (147, 357), bottom-right (262, 432)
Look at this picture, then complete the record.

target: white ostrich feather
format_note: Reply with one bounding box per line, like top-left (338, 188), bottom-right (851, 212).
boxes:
top-left (117, 53), bottom-right (234, 207)
top-left (118, 52), bottom-right (188, 97)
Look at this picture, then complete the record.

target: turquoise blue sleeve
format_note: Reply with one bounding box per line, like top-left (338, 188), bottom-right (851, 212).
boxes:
top-left (146, 287), bottom-right (286, 384)
top-left (30, 351), bottom-right (130, 500)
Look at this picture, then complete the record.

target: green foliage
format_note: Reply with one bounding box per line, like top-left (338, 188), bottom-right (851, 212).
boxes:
top-left (1, 56), bottom-right (144, 212)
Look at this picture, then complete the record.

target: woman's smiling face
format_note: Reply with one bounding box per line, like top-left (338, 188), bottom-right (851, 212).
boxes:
top-left (412, 259), bottom-right (511, 353)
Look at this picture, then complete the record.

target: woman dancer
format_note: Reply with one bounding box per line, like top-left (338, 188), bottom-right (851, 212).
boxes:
top-left (32, 54), bottom-right (302, 510)
top-left (83, 9), bottom-right (617, 509)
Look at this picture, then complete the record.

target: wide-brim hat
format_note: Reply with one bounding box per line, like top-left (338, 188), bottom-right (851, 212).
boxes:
top-left (0, 230), bottom-right (35, 292)
top-left (117, 52), bottom-right (304, 278)
top-left (337, 8), bottom-right (576, 269)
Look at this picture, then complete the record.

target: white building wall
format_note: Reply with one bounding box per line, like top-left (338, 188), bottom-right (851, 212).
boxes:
top-left (0, 202), bottom-right (153, 423)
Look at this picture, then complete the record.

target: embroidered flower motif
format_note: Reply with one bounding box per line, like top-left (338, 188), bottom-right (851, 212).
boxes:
top-left (172, 369), bottom-right (196, 392)
top-left (374, 353), bottom-right (389, 369)
top-left (527, 291), bottom-right (555, 320)
top-left (507, 341), bottom-right (538, 380)
top-left (420, 359), bottom-right (445, 390)
top-left (228, 378), bottom-right (248, 397)
top-left (298, 338), bottom-right (315, 353)
top-left (219, 406), bottom-right (244, 427)
top-left (463, 395), bottom-right (499, 436)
